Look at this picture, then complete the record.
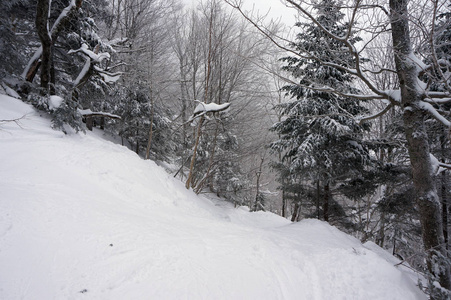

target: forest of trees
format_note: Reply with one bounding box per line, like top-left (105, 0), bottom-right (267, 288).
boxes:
top-left (1, 0), bottom-right (450, 297)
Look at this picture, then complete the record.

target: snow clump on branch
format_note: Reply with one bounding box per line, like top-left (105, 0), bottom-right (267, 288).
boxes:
top-left (188, 101), bottom-right (231, 122)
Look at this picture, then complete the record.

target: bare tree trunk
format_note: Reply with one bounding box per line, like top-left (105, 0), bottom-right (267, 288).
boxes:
top-left (390, 0), bottom-right (450, 289)
top-left (194, 121), bottom-right (219, 194)
top-left (442, 171), bottom-right (448, 247)
top-left (145, 95), bottom-right (155, 160)
top-left (36, 0), bottom-right (52, 94)
top-left (281, 189), bottom-right (286, 218)
top-left (291, 201), bottom-right (300, 222)
top-left (377, 211), bottom-right (386, 248)
top-left (186, 6), bottom-right (214, 190)
top-left (180, 74), bottom-right (188, 145)
top-left (253, 157), bottom-right (264, 211)
top-left (135, 121), bottom-right (139, 154)
top-left (49, 53), bottom-right (56, 95)
top-left (316, 179), bottom-right (321, 220)
top-left (25, 60), bottom-right (41, 83)
top-left (179, 80), bottom-right (188, 179)
top-left (296, 204), bottom-right (301, 222)
top-left (86, 116), bottom-right (93, 131)
top-left (323, 181), bottom-right (329, 222)
top-left (185, 117), bottom-right (204, 189)
top-left (441, 132), bottom-right (449, 248)
top-left (25, 0), bottom-right (83, 83)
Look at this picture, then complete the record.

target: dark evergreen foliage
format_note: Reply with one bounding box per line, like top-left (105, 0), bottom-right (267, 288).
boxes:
top-left (0, 0), bottom-right (35, 79)
top-left (271, 0), bottom-right (372, 225)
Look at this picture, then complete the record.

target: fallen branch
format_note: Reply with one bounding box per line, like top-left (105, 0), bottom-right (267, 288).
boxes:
top-left (0, 114), bottom-right (29, 129)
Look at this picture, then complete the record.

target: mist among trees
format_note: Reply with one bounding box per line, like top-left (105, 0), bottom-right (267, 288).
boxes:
top-left (1, 0), bottom-right (450, 297)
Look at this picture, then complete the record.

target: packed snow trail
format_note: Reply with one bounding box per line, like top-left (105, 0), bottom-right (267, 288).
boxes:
top-left (0, 95), bottom-right (425, 299)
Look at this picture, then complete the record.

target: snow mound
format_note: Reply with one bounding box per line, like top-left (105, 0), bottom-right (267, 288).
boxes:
top-left (0, 95), bottom-right (425, 299)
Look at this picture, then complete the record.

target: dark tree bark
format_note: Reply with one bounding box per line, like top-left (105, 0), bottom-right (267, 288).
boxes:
top-left (281, 189), bottom-right (286, 218)
top-left (377, 211), bottom-right (386, 248)
top-left (49, 51), bottom-right (56, 95)
top-left (86, 116), bottom-right (93, 131)
top-left (441, 131), bottom-right (449, 247)
top-left (323, 182), bottom-right (329, 222)
top-left (35, 0), bottom-right (52, 94)
top-left (26, 60), bottom-right (41, 83)
top-left (25, 0), bottom-right (83, 83)
top-left (442, 172), bottom-right (448, 247)
top-left (145, 95), bottom-right (155, 160)
top-left (316, 179), bottom-right (321, 220)
top-left (135, 121), bottom-right (139, 154)
top-left (390, 0), bottom-right (451, 290)
top-left (252, 157), bottom-right (264, 211)
top-left (291, 201), bottom-right (300, 222)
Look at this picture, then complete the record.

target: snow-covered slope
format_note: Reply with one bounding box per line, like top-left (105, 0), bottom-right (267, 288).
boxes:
top-left (0, 95), bottom-right (425, 299)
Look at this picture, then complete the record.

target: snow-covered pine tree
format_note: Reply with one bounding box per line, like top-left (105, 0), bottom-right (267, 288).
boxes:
top-left (110, 83), bottom-right (178, 160)
top-left (421, 7), bottom-right (451, 259)
top-left (51, 1), bottom-right (118, 132)
top-left (94, 0), bottom-right (181, 160)
top-left (271, 0), bottom-right (372, 224)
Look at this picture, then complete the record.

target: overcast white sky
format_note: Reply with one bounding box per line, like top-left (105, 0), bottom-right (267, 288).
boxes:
top-left (183, 0), bottom-right (297, 25)
top-left (243, 0), bottom-right (296, 23)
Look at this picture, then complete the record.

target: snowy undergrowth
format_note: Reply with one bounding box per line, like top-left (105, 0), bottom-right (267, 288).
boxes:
top-left (0, 95), bottom-right (425, 299)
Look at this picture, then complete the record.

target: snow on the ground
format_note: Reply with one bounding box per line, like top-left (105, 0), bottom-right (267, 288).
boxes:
top-left (0, 95), bottom-right (426, 299)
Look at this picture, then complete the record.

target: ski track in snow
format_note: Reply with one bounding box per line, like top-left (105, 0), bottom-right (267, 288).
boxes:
top-left (0, 95), bottom-right (426, 299)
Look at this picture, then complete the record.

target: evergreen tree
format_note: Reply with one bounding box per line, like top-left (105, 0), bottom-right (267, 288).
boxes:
top-left (5, 1), bottom-right (117, 132)
top-left (109, 83), bottom-right (179, 160)
top-left (0, 0), bottom-right (35, 81)
top-left (271, 0), bottom-right (372, 224)
top-left (210, 131), bottom-right (248, 202)
top-left (422, 7), bottom-right (451, 252)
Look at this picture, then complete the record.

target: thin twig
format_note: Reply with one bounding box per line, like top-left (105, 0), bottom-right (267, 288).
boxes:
top-left (0, 114), bottom-right (29, 129)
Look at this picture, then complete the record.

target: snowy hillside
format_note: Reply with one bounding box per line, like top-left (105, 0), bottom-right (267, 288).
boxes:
top-left (0, 95), bottom-right (425, 299)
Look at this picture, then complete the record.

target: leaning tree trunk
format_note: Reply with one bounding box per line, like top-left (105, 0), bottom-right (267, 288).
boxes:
top-left (390, 0), bottom-right (451, 290)
top-left (185, 116), bottom-right (204, 189)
